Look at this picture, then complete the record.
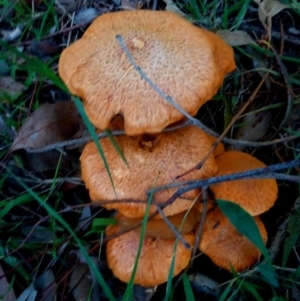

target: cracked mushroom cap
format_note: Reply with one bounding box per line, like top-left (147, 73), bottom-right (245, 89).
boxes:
top-left (106, 222), bottom-right (195, 287)
top-left (199, 207), bottom-right (267, 272)
top-left (80, 125), bottom-right (217, 218)
top-left (210, 151), bottom-right (278, 216)
top-left (59, 10), bottom-right (236, 135)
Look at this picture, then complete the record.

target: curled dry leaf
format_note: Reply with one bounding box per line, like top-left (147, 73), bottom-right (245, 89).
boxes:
top-left (216, 30), bottom-right (255, 46)
top-left (254, 0), bottom-right (289, 27)
top-left (11, 101), bottom-right (84, 151)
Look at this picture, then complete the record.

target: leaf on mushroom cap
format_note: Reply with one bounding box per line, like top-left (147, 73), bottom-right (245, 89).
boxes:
top-left (210, 151), bottom-right (278, 216)
top-left (199, 207), bottom-right (267, 272)
top-left (58, 10), bottom-right (236, 135)
top-left (106, 223), bottom-right (195, 287)
top-left (80, 125), bottom-right (218, 218)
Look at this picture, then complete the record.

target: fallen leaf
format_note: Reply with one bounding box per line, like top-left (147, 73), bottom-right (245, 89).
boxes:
top-left (1, 26), bottom-right (23, 42)
top-left (30, 40), bottom-right (60, 57)
top-left (35, 270), bottom-right (57, 301)
top-left (70, 263), bottom-right (92, 301)
top-left (164, 0), bottom-right (186, 17)
top-left (232, 110), bottom-right (272, 151)
top-left (75, 8), bottom-right (100, 24)
top-left (216, 30), bottom-right (255, 46)
top-left (0, 264), bottom-right (16, 301)
top-left (255, 0), bottom-right (289, 27)
top-left (56, 0), bottom-right (80, 13)
top-left (0, 76), bottom-right (25, 97)
top-left (26, 149), bottom-right (75, 172)
top-left (11, 101), bottom-right (84, 151)
top-left (16, 283), bottom-right (37, 301)
top-left (21, 226), bottom-right (57, 243)
top-left (120, 0), bottom-right (144, 10)
top-left (78, 206), bottom-right (91, 231)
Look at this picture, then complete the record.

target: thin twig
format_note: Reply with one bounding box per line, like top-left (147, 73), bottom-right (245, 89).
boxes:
top-left (175, 73), bottom-right (269, 179)
top-left (115, 35), bottom-right (299, 147)
top-left (25, 121), bottom-right (191, 153)
top-left (11, 20), bottom-right (92, 46)
top-left (155, 206), bottom-right (191, 249)
top-left (148, 159), bottom-right (300, 199)
top-left (192, 186), bottom-right (208, 262)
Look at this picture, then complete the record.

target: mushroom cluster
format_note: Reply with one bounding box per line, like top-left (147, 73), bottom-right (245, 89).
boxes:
top-left (58, 10), bottom-right (277, 286)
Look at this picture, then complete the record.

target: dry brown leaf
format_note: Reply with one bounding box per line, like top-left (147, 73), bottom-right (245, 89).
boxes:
top-left (216, 30), bottom-right (255, 46)
top-left (70, 263), bottom-right (92, 301)
top-left (0, 76), bottom-right (25, 96)
top-left (11, 101), bottom-right (84, 151)
top-left (30, 40), bottom-right (60, 57)
top-left (35, 270), bottom-right (57, 301)
top-left (233, 110), bottom-right (271, 151)
top-left (255, 0), bottom-right (289, 27)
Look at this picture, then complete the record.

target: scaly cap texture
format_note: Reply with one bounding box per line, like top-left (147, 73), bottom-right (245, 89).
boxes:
top-left (210, 151), bottom-right (278, 215)
top-left (106, 223), bottom-right (195, 286)
top-left (80, 125), bottom-right (217, 218)
top-left (59, 10), bottom-right (236, 135)
top-left (199, 207), bottom-right (267, 271)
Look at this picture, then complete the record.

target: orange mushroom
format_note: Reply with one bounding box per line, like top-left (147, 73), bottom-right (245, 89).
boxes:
top-left (80, 125), bottom-right (217, 218)
top-left (199, 207), bottom-right (268, 272)
top-left (116, 208), bottom-right (201, 239)
top-left (106, 220), bottom-right (195, 287)
top-left (59, 10), bottom-right (236, 135)
top-left (210, 151), bottom-right (278, 216)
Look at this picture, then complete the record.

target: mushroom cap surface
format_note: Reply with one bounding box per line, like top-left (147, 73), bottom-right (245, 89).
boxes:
top-left (80, 125), bottom-right (217, 218)
top-left (116, 209), bottom-right (201, 239)
top-left (199, 207), bottom-right (267, 272)
top-left (106, 223), bottom-right (195, 286)
top-left (59, 10), bottom-right (236, 135)
top-left (210, 151), bottom-right (278, 216)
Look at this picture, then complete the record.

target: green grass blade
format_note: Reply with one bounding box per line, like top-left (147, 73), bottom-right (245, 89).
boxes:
top-left (105, 130), bottom-right (128, 166)
top-left (8, 169), bottom-right (116, 301)
top-left (182, 273), bottom-right (195, 301)
top-left (0, 193), bottom-right (34, 219)
top-left (121, 187), bottom-right (154, 300)
top-left (219, 280), bottom-right (235, 301)
top-left (231, 0), bottom-right (251, 29)
top-left (73, 97), bottom-right (115, 194)
top-left (163, 243), bottom-right (176, 301)
top-left (282, 204), bottom-right (300, 266)
top-left (92, 218), bottom-right (117, 232)
top-left (217, 200), bottom-right (270, 263)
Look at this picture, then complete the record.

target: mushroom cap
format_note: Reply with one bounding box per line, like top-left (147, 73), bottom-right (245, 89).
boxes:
top-left (210, 151), bottom-right (278, 215)
top-left (116, 209), bottom-right (201, 239)
top-left (199, 207), bottom-right (267, 272)
top-left (205, 134), bottom-right (225, 157)
top-left (106, 223), bottom-right (195, 286)
top-left (59, 10), bottom-right (236, 135)
top-left (80, 125), bottom-right (218, 218)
